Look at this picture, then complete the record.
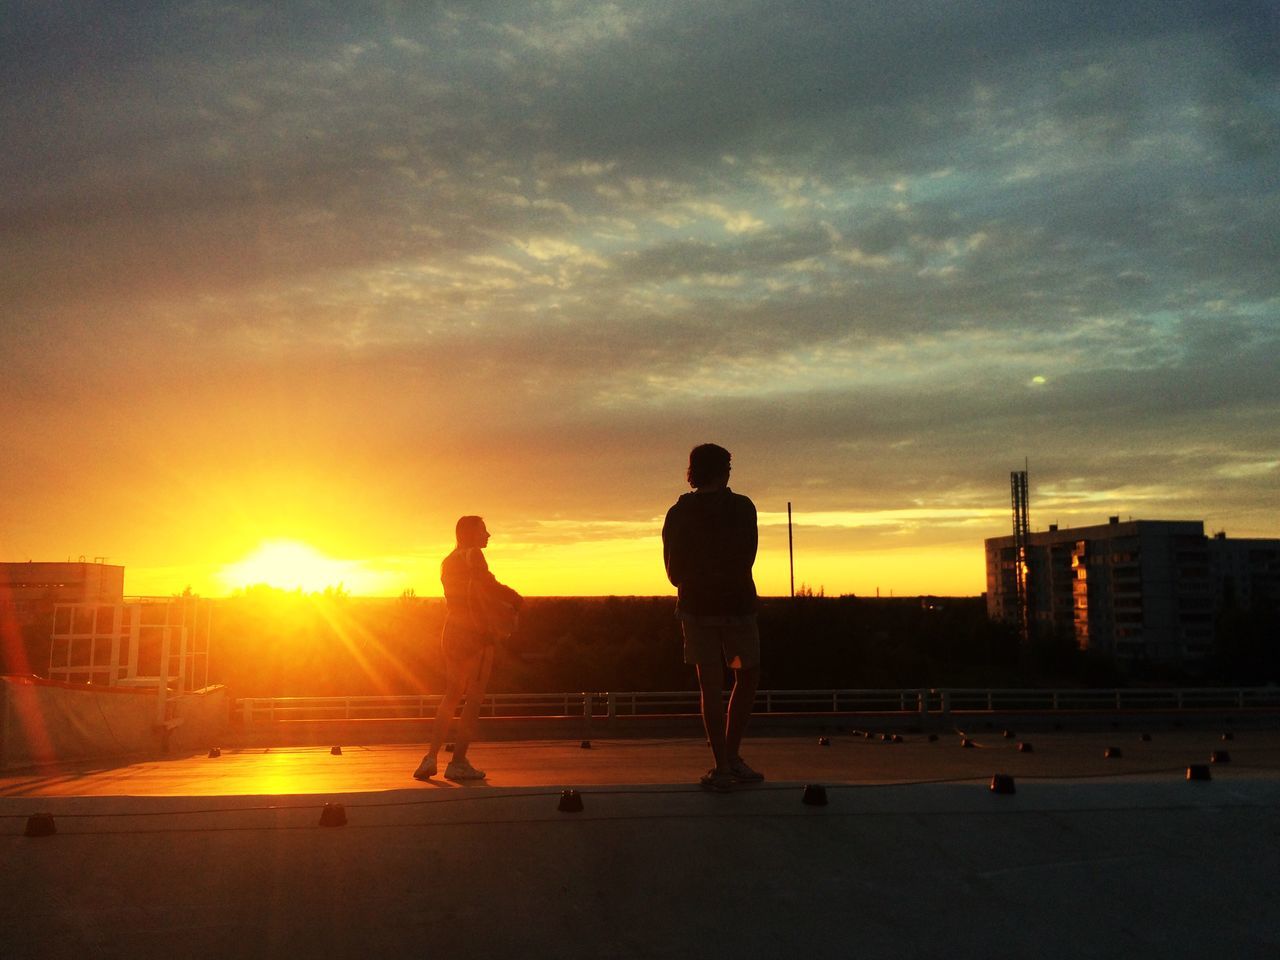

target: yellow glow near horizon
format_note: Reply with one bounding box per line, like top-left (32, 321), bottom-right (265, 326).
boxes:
top-left (133, 535), bottom-right (988, 599)
top-left (493, 536), bottom-right (673, 597)
top-left (485, 535), bottom-right (986, 598)
top-left (778, 543), bottom-right (986, 598)
top-left (218, 540), bottom-right (357, 593)
top-left (131, 506), bottom-right (995, 599)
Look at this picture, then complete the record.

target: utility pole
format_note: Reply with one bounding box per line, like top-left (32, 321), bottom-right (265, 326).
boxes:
top-left (787, 501), bottom-right (795, 598)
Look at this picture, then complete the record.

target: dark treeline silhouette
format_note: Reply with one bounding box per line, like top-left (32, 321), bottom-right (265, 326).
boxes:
top-left (202, 592), bottom-right (1278, 697)
top-left (8, 590), bottom-right (1275, 695)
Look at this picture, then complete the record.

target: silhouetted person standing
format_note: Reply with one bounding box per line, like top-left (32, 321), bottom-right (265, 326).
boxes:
top-left (414, 516), bottom-right (521, 782)
top-left (662, 443), bottom-right (764, 792)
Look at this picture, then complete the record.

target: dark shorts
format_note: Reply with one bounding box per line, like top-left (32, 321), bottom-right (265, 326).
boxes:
top-left (680, 615), bottom-right (760, 669)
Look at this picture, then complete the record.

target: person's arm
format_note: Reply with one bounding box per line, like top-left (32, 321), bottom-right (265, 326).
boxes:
top-left (662, 504), bottom-right (685, 588)
top-left (468, 548), bottom-right (522, 607)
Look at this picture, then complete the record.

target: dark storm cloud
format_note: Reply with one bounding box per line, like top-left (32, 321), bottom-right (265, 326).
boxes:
top-left (6, 1), bottom-right (1275, 313)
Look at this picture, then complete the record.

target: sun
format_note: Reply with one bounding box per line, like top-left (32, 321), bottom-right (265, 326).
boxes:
top-left (218, 540), bottom-right (353, 593)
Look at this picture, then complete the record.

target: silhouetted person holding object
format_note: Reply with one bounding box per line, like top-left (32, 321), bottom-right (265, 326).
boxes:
top-left (414, 516), bottom-right (521, 782)
top-left (662, 443), bottom-right (764, 792)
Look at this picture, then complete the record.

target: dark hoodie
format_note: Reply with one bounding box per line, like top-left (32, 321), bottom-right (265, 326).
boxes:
top-left (662, 487), bottom-right (758, 617)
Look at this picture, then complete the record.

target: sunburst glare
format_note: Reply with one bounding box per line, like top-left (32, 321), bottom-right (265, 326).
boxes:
top-left (218, 540), bottom-right (353, 593)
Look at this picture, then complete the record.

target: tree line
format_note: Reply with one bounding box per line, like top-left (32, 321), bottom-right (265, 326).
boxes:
top-left (205, 591), bottom-right (1278, 697)
top-left (8, 590), bottom-right (1274, 696)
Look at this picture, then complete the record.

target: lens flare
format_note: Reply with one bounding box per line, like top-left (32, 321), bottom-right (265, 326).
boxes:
top-left (218, 540), bottom-right (352, 593)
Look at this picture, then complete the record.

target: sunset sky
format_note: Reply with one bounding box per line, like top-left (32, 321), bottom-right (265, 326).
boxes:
top-left (3, 2), bottom-right (1277, 598)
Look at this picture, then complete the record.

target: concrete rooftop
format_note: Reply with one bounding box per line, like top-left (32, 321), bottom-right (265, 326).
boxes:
top-left (3, 726), bottom-right (1279, 959)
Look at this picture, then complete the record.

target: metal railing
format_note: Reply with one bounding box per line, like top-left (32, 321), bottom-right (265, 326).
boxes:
top-left (236, 687), bottom-right (1280, 724)
top-left (939, 688), bottom-right (1280, 712)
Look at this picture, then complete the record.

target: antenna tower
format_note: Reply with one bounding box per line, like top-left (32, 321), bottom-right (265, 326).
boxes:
top-left (1010, 467), bottom-right (1031, 642)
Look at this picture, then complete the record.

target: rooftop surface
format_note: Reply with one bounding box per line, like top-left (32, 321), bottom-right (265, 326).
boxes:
top-left (4, 727), bottom-right (1279, 959)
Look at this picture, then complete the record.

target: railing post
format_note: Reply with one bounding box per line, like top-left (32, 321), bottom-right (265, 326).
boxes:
top-left (583, 692), bottom-right (593, 738)
top-left (243, 698), bottom-right (254, 724)
top-left (155, 626), bottom-right (172, 728)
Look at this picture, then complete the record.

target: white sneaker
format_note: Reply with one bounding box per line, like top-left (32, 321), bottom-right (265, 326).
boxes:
top-left (412, 754), bottom-right (437, 781)
top-left (444, 758), bottom-right (486, 781)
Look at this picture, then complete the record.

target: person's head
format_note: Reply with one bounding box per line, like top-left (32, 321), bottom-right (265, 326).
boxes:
top-left (686, 443), bottom-right (732, 490)
top-left (455, 515), bottom-right (490, 549)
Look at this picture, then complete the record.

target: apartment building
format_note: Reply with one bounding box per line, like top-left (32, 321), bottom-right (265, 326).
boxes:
top-left (1207, 533), bottom-right (1280, 612)
top-left (986, 519), bottom-right (1229, 663)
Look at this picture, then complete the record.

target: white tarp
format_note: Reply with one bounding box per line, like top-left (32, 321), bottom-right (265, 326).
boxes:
top-left (0, 675), bottom-right (226, 769)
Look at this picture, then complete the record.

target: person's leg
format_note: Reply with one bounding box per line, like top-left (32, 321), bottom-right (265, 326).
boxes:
top-left (451, 644), bottom-right (495, 763)
top-left (721, 618), bottom-right (762, 775)
top-left (684, 620), bottom-right (733, 783)
top-left (725, 663), bottom-right (760, 761)
top-left (428, 652), bottom-right (481, 759)
top-left (696, 661), bottom-right (729, 771)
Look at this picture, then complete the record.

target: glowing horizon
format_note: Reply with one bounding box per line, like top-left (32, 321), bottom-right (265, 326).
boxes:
top-left (121, 501), bottom-right (1124, 600)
